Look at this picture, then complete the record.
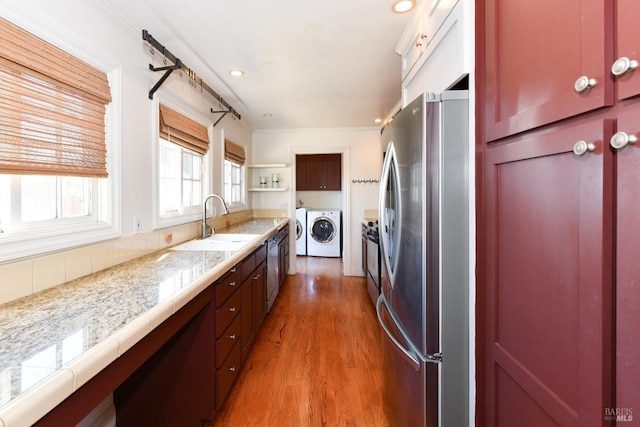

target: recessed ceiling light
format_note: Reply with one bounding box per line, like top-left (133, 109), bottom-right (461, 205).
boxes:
top-left (374, 118), bottom-right (382, 124)
top-left (391, 0), bottom-right (415, 13)
top-left (263, 113), bottom-right (273, 117)
top-left (229, 69), bottom-right (244, 77)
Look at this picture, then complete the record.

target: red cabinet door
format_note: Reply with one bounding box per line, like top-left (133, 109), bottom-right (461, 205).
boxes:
top-left (614, 108), bottom-right (640, 417)
top-left (482, 0), bottom-right (613, 142)
top-left (483, 119), bottom-right (614, 426)
top-left (614, 0), bottom-right (640, 100)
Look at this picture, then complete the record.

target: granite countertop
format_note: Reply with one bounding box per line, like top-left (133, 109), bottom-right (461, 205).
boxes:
top-left (0, 218), bottom-right (288, 426)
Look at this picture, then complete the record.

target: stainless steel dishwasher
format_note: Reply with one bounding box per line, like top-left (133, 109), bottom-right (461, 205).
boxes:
top-left (266, 227), bottom-right (284, 312)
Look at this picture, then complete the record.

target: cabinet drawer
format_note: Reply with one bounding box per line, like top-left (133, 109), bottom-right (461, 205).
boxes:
top-left (216, 339), bottom-right (241, 409)
top-left (255, 243), bottom-right (267, 266)
top-left (216, 313), bottom-right (241, 368)
top-left (216, 289), bottom-right (241, 337)
top-left (215, 265), bottom-right (241, 307)
top-left (241, 251), bottom-right (256, 283)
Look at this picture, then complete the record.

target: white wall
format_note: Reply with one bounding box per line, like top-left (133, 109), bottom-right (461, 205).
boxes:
top-left (295, 191), bottom-right (342, 211)
top-left (252, 128), bottom-right (383, 276)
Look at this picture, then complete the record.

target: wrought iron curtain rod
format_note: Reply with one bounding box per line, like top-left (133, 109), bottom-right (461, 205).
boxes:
top-left (142, 30), bottom-right (241, 124)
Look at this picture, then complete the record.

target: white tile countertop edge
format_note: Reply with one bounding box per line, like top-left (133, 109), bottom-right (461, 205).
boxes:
top-left (0, 218), bottom-right (288, 427)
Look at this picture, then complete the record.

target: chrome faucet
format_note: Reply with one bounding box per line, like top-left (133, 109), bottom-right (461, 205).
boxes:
top-left (201, 193), bottom-right (230, 239)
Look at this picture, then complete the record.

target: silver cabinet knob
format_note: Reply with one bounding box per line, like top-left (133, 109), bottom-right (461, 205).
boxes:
top-left (574, 76), bottom-right (597, 92)
top-left (229, 334), bottom-right (236, 340)
top-left (573, 140), bottom-right (595, 156)
top-left (610, 131), bottom-right (638, 150)
top-left (229, 307), bottom-right (236, 312)
top-left (612, 57), bottom-right (638, 76)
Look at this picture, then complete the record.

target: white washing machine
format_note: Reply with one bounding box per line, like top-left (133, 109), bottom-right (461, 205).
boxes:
top-left (295, 207), bottom-right (307, 255)
top-left (307, 210), bottom-right (341, 257)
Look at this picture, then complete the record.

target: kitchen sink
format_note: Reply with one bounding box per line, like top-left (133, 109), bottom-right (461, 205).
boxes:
top-left (170, 233), bottom-right (260, 252)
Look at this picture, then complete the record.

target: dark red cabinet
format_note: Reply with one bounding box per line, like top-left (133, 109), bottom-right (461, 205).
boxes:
top-left (614, 0), bottom-right (640, 100)
top-left (483, 119), bottom-right (614, 426)
top-left (614, 108), bottom-right (640, 416)
top-left (296, 154), bottom-right (342, 190)
top-left (481, 0), bottom-right (613, 142)
top-left (477, 1), bottom-right (640, 425)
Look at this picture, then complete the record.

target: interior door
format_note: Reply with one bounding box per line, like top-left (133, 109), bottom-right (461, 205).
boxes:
top-left (483, 119), bottom-right (614, 426)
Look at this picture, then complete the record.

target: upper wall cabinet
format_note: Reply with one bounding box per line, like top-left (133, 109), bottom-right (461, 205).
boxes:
top-left (296, 154), bottom-right (341, 191)
top-left (397, 0), bottom-right (461, 82)
top-left (399, 16), bottom-right (426, 80)
top-left (481, 0), bottom-right (614, 143)
top-left (614, 0), bottom-right (640, 101)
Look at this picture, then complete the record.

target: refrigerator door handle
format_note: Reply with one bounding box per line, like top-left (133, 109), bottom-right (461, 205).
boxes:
top-left (376, 294), bottom-right (420, 370)
top-left (376, 295), bottom-right (443, 369)
top-left (378, 143), bottom-right (401, 289)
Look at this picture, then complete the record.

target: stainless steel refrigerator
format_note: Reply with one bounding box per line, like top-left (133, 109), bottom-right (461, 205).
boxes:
top-left (376, 90), bottom-right (469, 427)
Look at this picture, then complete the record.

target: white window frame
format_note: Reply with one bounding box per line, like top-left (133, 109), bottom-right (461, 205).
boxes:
top-left (157, 138), bottom-right (204, 220)
top-left (223, 158), bottom-right (246, 210)
top-left (0, 66), bottom-right (121, 264)
top-left (153, 99), bottom-right (211, 229)
top-left (220, 132), bottom-right (248, 213)
top-left (1, 175), bottom-right (98, 230)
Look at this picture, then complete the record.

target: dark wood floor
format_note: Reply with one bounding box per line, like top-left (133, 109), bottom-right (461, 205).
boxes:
top-left (213, 256), bottom-right (389, 426)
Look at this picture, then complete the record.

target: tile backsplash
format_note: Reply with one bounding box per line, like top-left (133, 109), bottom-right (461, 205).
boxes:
top-left (0, 209), bottom-right (286, 306)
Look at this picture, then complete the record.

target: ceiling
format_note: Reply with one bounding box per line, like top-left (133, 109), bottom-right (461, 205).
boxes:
top-left (102, 0), bottom-right (420, 130)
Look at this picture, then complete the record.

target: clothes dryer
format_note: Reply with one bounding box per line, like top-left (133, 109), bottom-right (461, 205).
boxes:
top-left (295, 207), bottom-right (307, 255)
top-left (307, 210), bottom-right (341, 257)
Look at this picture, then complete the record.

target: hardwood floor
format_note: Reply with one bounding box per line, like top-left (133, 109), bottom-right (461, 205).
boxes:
top-left (213, 256), bottom-right (389, 427)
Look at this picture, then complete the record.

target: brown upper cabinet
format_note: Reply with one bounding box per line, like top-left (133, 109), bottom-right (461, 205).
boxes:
top-left (296, 154), bottom-right (342, 191)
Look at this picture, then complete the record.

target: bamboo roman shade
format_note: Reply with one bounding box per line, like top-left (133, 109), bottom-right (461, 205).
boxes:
top-left (159, 104), bottom-right (210, 155)
top-left (0, 17), bottom-right (112, 177)
top-left (224, 139), bottom-right (245, 165)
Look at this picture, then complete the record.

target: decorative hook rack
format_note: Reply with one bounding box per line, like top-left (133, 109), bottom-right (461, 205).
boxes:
top-left (142, 30), bottom-right (241, 125)
top-left (352, 179), bottom-right (380, 184)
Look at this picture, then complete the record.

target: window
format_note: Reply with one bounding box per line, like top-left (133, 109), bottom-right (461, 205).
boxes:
top-left (158, 138), bottom-right (203, 217)
top-left (0, 18), bottom-right (115, 262)
top-left (224, 159), bottom-right (244, 206)
top-left (0, 175), bottom-right (96, 232)
top-left (223, 139), bottom-right (246, 208)
top-left (157, 104), bottom-right (209, 224)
